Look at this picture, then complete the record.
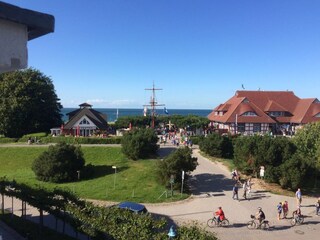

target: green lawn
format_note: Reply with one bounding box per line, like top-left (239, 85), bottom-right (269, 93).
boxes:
top-left (0, 146), bottom-right (187, 203)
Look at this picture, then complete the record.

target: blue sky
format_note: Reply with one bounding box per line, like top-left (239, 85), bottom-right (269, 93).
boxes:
top-left (4, 0), bottom-right (320, 109)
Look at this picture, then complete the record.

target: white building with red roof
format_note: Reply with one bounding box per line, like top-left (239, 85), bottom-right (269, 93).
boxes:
top-left (208, 91), bottom-right (320, 135)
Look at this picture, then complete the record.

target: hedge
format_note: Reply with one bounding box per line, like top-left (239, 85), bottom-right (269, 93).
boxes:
top-left (0, 137), bottom-right (18, 143)
top-left (40, 136), bottom-right (122, 144)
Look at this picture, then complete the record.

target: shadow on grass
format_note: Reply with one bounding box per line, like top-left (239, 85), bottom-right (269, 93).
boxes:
top-left (80, 165), bottom-right (129, 181)
top-left (157, 146), bottom-right (177, 158)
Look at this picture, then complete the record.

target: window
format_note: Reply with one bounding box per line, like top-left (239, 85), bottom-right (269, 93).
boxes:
top-left (269, 111), bottom-right (285, 117)
top-left (315, 113), bottom-right (320, 118)
top-left (242, 111), bottom-right (257, 116)
top-left (253, 123), bottom-right (261, 132)
top-left (237, 123), bottom-right (245, 133)
top-left (80, 118), bottom-right (90, 125)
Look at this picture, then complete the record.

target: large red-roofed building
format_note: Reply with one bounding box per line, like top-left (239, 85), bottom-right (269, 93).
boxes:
top-left (208, 91), bottom-right (320, 135)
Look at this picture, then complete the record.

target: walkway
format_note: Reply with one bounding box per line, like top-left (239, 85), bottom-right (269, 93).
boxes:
top-left (147, 147), bottom-right (320, 240)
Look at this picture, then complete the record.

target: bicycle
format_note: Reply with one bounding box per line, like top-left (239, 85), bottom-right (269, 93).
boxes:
top-left (247, 215), bottom-right (270, 230)
top-left (290, 214), bottom-right (304, 226)
top-left (207, 216), bottom-right (230, 227)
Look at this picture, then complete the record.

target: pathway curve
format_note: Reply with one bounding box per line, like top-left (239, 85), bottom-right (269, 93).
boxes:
top-left (147, 146), bottom-right (320, 240)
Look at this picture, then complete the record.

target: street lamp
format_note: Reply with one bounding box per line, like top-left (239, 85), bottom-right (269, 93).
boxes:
top-left (112, 166), bottom-right (117, 189)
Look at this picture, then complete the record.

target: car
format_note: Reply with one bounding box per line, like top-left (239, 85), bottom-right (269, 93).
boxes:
top-left (117, 201), bottom-right (148, 214)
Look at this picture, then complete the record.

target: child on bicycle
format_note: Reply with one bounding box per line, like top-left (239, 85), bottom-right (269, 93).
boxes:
top-left (292, 205), bottom-right (302, 218)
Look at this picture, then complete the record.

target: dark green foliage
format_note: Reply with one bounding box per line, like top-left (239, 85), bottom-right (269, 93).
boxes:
top-left (32, 143), bottom-right (85, 183)
top-left (177, 222), bottom-right (217, 240)
top-left (294, 122), bottom-right (320, 188)
top-left (199, 133), bottom-right (233, 158)
top-left (233, 136), bottom-right (257, 174)
top-left (36, 136), bottom-right (122, 144)
top-left (159, 114), bottom-right (210, 130)
top-left (121, 128), bottom-right (159, 160)
top-left (279, 153), bottom-right (308, 189)
top-left (233, 135), bottom-right (296, 179)
top-left (114, 115), bottom-right (210, 132)
top-left (0, 137), bottom-right (18, 143)
top-left (189, 135), bottom-right (203, 145)
top-left (115, 116), bottom-right (153, 129)
top-left (0, 68), bottom-right (62, 138)
top-left (157, 147), bottom-right (198, 188)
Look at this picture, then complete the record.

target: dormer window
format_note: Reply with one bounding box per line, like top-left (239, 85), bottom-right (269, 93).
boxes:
top-left (315, 113), bottom-right (320, 118)
top-left (80, 118), bottom-right (90, 125)
top-left (269, 111), bottom-right (285, 117)
top-left (242, 111), bottom-right (257, 116)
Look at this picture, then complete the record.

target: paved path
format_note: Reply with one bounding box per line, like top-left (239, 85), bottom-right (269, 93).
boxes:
top-left (147, 147), bottom-right (320, 240)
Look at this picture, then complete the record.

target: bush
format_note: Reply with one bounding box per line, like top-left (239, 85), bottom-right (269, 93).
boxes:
top-left (199, 133), bottom-right (233, 158)
top-left (32, 142), bottom-right (85, 183)
top-left (39, 136), bottom-right (122, 144)
top-left (279, 153), bottom-right (308, 189)
top-left (157, 147), bottom-right (198, 189)
top-left (121, 128), bottom-right (159, 160)
top-left (0, 137), bottom-right (18, 143)
top-left (18, 132), bottom-right (48, 143)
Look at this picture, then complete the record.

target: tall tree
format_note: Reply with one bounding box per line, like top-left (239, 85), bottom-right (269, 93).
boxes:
top-left (0, 68), bottom-right (62, 137)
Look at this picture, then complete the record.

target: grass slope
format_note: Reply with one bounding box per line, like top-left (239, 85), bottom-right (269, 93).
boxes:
top-left (0, 146), bottom-right (187, 203)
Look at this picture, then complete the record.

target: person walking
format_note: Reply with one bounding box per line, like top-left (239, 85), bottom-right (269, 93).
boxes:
top-left (242, 181), bottom-right (247, 200)
top-left (277, 202), bottom-right (283, 220)
top-left (232, 184), bottom-right (239, 200)
top-left (282, 201), bottom-right (289, 219)
top-left (246, 178), bottom-right (252, 197)
top-left (295, 188), bottom-right (302, 206)
top-left (316, 197), bottom-right (320, 216)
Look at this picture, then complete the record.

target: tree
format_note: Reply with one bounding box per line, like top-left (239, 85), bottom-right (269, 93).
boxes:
top-left (294, 122), bottom-right (320, 187)
top-left (279, 153), bottom-right (308, 190)
top-left (32, 143), bottom-right (85, 183)
top-left (0, 68), bottom-right (62, 137)
top-left (157, 147), bottom-right (198, 189)
top-left (121, 128), bottom-right (159, 160)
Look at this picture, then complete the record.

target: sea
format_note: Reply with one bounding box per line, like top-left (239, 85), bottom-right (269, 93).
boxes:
top-left (61, 108), bottom-right (212, 123)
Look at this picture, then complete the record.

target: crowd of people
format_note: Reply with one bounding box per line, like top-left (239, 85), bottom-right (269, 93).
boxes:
top-left (224, 169), bottom-right (320, 227)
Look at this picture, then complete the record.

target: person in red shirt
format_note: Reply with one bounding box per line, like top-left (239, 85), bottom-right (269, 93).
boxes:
top-left (215, 207), bottom-right (225, 224)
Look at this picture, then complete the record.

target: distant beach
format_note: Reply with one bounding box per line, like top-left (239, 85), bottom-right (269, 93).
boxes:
top-left (61, 108), bottom-right (212, 122)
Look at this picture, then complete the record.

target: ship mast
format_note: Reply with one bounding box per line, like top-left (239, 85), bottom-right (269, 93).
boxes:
top-left (144, 83), bottom-right (165, 128)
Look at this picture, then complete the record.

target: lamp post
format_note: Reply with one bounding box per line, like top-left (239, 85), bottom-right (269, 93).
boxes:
top-left (112, 166), bottom-right (117, 189)
top-left (77, 170), bottom-right (80, 180)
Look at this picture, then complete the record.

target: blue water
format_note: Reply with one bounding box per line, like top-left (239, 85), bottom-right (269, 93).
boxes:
top-left (61, 108), bottom-right (212, 122)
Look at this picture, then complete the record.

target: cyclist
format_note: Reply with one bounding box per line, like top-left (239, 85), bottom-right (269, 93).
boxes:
top-left (292, 205), bottom-right (302, 218)
top-left (215, 207), bottom-right (225, 225)
top-left (255, 207), bottom-right (266, 226)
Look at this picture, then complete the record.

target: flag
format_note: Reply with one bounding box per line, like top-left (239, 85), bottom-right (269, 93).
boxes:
top-left (164, 107), bottom-right (169, 115)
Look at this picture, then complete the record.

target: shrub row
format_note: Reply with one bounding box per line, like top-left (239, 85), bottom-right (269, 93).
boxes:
top-left (199, 133), bottom-right (314, 190)
top-left (40, 136), bottom-right (122, 144)
top-left (0, 137), bottom-right (18, 143)
top-left (14, 135), bottom-right (122, 144)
